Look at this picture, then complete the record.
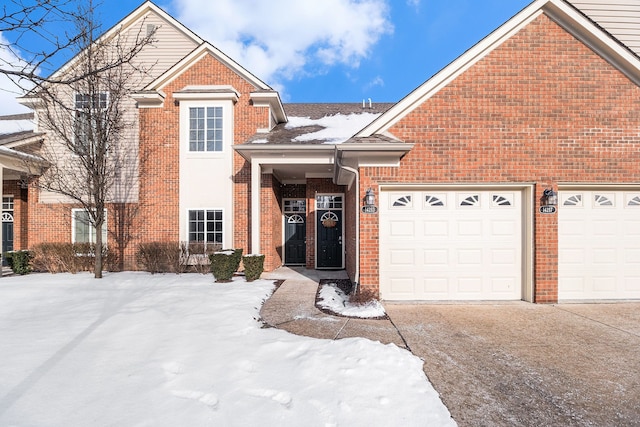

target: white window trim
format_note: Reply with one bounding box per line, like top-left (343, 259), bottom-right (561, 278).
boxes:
top-left (71, 208), bottom-right (108, 245)
top-left (73, 91), bottom-right (109, 154)
top-left (186, 208), bottom-right (224, 247)
top-left (180, 100), bottom-right (233, 159)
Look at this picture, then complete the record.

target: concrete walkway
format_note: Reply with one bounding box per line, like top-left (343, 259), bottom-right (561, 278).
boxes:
top-left (260, 267), bottom-right (406, 347)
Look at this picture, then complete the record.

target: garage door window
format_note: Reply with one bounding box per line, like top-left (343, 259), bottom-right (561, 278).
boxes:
top-left (391, 195), bottom-right (413, 208)
top-left (424, 194), bottom-right (445, 208)
top-left (594, 194), bottom-right (614, 207)
top-left (562, 194), bottom-right (583, 207)
top-left (492, 194), bottom-right (513, 206)
top-left (459, 194), bottom-right (480, 207)
top-left (627, 195), bottom-right (640, 206)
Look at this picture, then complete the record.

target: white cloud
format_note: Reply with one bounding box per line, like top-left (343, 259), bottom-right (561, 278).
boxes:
top-left (172, 0), bottom-right (393, 87)
top-left (407, 0), bottom-right (421, 10)
top-left (0, 33), bottom-right (32, 116)
top-left (364, 76), bottom-right (384, 91)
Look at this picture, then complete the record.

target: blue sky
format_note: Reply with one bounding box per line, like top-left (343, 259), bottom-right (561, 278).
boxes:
top-left (1, 0), bottom-right (533, 114)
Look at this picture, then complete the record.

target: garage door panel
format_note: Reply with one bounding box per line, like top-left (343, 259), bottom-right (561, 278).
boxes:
top-left (389, 249), bottom-right (415, 266)
top-left (389, 277), bottom-right (417, 295)
top-left (624, 278), bottom-right (640, 293)
top-left (559, 190), bottom-right (640, 300)
top-left (381, 189), bottom-right (522, 301)
top-left (491, 249), bottom-right (516, 265)
top-left (389, 220), bottom-right (414, 237)
top-left (424, 249), bottom-right (448, 265)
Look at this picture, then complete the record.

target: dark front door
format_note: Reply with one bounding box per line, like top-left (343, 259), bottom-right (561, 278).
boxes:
top-left (317, 210), bottom-right (343, 268)
top-left (284, 214), bottom-right (306, 264)
top-left (2, 217), bottom-right (13, 266)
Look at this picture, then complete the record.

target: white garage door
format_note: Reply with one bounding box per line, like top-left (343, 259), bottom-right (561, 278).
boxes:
top-left (380, 190), bottom-right (523, 301)
top-left (559, 190), bottom-right (640, 300)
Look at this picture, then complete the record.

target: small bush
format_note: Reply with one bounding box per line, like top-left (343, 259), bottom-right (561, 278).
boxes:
top-left (221, 248), bottom-right (243, 272)
top-left (4, 250), bottom-right (33, 275)
top-left (136, 242), bottom-right (186, 273)
top-left (210, 251), bottom-right (237, 282)
top-left (242, 254), bottom-right (265, 282)
top-left (31, 243), bottom-right (108, 273)
top-left (349, 286), bottom-right (379, 306)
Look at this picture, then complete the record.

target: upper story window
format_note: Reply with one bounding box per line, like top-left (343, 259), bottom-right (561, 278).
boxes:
top-left (75, 92), bottom-right (109, 154)
top-left (189, 106), bottom-right (223, 152)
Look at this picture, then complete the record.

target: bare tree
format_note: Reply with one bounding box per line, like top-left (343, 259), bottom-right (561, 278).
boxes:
top-left (12, 0), bottom-right (155, 278)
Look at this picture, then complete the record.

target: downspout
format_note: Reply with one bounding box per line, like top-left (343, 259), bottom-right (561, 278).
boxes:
top-left (334, 148), bottom-right (360, 291)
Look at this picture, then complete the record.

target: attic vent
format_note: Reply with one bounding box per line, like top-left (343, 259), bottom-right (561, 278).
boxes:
top-left (147, 24), bottom-right (158, 37)
top-left (362, 98), bottom-right (373, 109)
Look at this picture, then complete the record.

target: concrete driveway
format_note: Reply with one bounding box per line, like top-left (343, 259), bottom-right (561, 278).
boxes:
top-left (385, 302), bottom-right (640, 427)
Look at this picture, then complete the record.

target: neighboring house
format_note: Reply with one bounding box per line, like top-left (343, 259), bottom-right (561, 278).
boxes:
top-left (1, 0), bottom-right (640, 303)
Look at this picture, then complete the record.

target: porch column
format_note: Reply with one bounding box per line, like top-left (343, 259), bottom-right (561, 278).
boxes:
top-left (0, 165), bottom-right (3, 275)
top-left (251, 160), bottom-right (261, 255)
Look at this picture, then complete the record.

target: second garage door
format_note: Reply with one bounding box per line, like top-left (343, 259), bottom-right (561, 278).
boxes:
top-left (380, 189), bottom-right (524, 301)
top-left (559, 190), bottom-right (640, 300)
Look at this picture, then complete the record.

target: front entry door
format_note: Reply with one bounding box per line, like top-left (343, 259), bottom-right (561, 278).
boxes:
top-left (2, 212), bottom-right (13, 266)
top-left (284, 214), bottom-right (306, 264)
top-left (317, 209), bottom-right (343, 268)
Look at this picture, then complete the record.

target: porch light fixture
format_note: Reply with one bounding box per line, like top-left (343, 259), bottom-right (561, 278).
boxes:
top-left (364, 188), bottom-right (376, 207)
top-left (542, 188), bottom-right (558, 206)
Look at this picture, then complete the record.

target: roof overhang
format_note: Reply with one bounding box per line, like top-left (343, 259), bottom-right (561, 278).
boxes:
top-left (334, 143), bottom-right (414, 186)
top-left (250, 91), bottom-right (287, 124)
top-left (0, 146), bottom-right (48, 175)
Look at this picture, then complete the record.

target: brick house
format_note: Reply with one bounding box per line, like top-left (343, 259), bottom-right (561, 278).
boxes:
top-left (2, 0), bottom-right (640, 303)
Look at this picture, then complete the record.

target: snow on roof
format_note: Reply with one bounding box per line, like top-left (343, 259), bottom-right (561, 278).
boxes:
top-left (0, 114), bottom-right (35, 135)
top-left (286, 112), bottom-right (382, 144)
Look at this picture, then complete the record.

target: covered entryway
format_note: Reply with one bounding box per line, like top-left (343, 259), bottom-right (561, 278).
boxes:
top-left (558, 189), bottom-right (640, 300)
top-left (380, 188), bottom-right (526, 301)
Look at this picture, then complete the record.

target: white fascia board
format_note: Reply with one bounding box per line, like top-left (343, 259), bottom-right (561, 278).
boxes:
top-left (357, 0), bottom-right (640, 138)
top-left (131, 90), bottom-right (166, 108)
top-left (234, 144), bottom-right (335, 162)
top-left (173, 85), bottom-right (240, 102)
top-left (146, 43), bottom-right (272, 93)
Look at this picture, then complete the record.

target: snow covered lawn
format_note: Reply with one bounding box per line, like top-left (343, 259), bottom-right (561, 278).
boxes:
top-left (0, 272), bottom-right (455, 426)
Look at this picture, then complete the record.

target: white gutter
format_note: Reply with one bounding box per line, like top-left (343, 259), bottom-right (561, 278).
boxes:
top-left (334, 147), bottom-right (360, 290)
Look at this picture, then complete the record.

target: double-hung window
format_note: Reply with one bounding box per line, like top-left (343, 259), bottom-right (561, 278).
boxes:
top-left (188, 209), bottom-right (223, 245)
top-left (72, 209), bottom-right (107, 245)
top-left (75, 92), bottom-right (108, 154)
top-left (189, 106), bottom-right (223, 152)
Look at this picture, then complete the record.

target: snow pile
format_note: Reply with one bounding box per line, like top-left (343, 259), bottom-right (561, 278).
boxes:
top-left (286, 112), bottom-right (380, 144)
top-left (318, 282), bottom-right (386, 318)
top-left (0, 272), bottom-right (455, 426)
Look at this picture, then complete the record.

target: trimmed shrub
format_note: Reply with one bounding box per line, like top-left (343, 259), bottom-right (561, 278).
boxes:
top-left (221, 248), bottom-right (243, 272)
top-left (242, 254), bottom-right (265, 282)
top-left (210, 251), bottom-right (236, 282)
top-left (136, 242), bottom-right (186, 273)
top-left (4, 250), bottom-right (33, 275)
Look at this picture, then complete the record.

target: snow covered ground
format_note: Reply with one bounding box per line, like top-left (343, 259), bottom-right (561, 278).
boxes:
top-left (0, 272), bottom-right (455, 426)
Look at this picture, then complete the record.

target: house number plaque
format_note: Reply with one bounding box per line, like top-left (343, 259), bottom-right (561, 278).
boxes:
top-left (361, 206), bottom-right (378, 214)
top-left (539, 206), bottom-right (557, 214)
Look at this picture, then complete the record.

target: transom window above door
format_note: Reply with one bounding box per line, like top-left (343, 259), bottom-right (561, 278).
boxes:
top-left (189, 106), bottom-right (223, 152)
top-left (284, 199), bottom-right (306, 213)
top-left (316, 195), bottom-right (342, 209)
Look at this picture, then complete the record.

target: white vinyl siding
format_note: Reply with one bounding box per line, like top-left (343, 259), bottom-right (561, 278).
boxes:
top-left (569, 1), bottom-right (640, 55)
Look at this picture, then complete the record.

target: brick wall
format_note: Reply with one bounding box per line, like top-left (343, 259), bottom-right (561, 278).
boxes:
top-left (359, 14), bottom-right (640, 302)
top-left (138, 52), bottom-right (270, 258)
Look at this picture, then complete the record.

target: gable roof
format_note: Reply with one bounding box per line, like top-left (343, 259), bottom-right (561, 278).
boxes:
top-left (357, 0), bottom-right (640, 138)
top-left (142, 42), bottom-right (272, 92)
top-left (49, 1), bottom-right (203, 83)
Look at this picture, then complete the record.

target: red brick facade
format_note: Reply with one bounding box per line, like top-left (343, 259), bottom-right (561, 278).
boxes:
top-left (357, 14), bottom-right (640, 302)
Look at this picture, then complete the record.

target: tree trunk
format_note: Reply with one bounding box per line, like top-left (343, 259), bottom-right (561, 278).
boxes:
top-left (94, 218), bottom-right (103, 278)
